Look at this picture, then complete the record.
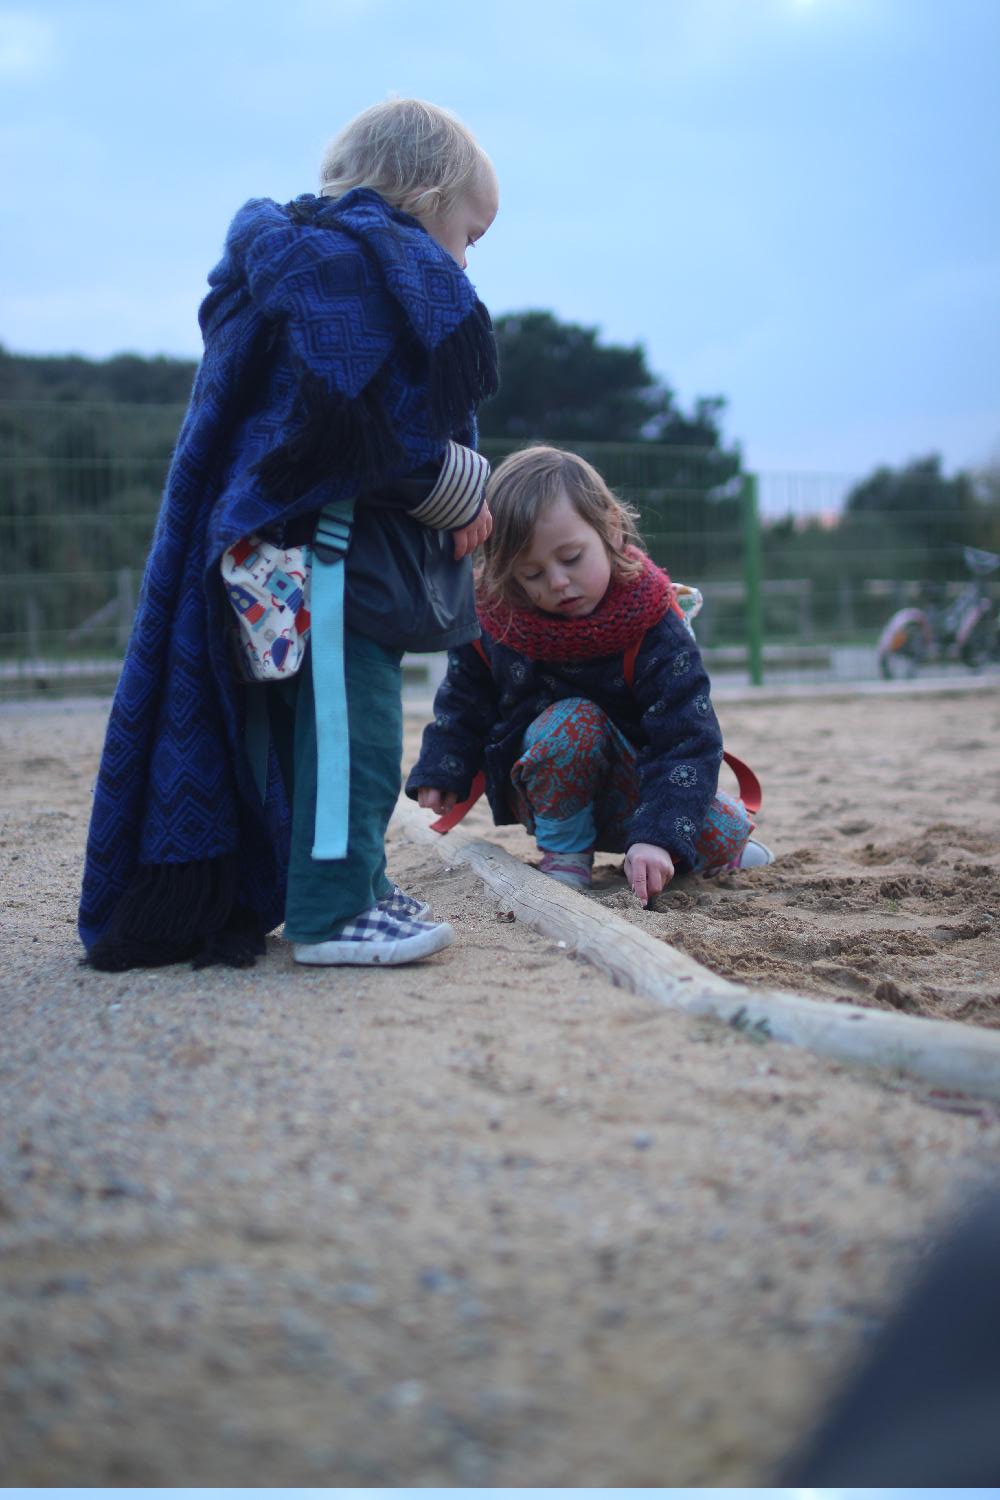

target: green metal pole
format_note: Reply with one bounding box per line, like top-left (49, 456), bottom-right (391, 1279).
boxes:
top-left (741, 472), bottom-right (764, 687)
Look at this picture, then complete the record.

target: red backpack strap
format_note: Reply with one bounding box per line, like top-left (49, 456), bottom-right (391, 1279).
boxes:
top-left (622, 591), bottom-right (693, 685)
top-left (430, 770), bottom-right (487, 833)
top-left (622, 636), bottom-right (642, 690)
top-left (721, 752), bottom-right (762, 815)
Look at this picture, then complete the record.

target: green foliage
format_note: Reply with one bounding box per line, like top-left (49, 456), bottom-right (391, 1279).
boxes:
top-left (7, 340), bottom-right (995, 662)
top-left (0, 399), bottom-right (175, 651)
top-left (480, 310), bottom-right (731, 448)
top-left (972, 463), bottom-right (1000, 552)
top-left (481, 311), bottom-right (663, 442)
top-left (840, 454), bottom-right (985, 579)
top-left (0, 329), bottom-right (746, 642)
top-left (0, 348), bottom-right (197, 651)
top-left (749, 454), bottom-right (1000, 642)
top-left (478, 311), bottom-right (744, 576)
top-left (0, 345), bottom-right (198, 404)
top-left (846, 453), bottom-right (974, 519)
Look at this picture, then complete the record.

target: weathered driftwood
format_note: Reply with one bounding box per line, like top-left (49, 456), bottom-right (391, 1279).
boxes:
top-left (392, 794), bottom-right (1000, 1103)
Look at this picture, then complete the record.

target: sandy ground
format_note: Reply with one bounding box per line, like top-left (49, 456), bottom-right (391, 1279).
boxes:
top-left (447, 678), bottom-right (1000, 1030)
top-left (1, 684), bottom-right (999, 1485)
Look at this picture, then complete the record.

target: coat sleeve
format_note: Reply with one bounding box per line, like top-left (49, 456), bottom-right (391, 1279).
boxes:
top-left (362, 441), bottom-right (489, 531)
top-left (405, 642), bottom-right (499, 802)
top-left (626, 615), bottom-right (724, 870)
top-left (279, 443), bottom-right (488, 548)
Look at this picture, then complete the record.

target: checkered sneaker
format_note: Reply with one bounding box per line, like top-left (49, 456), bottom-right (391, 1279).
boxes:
top-left (293, 905), bottom-right (454, 967)
top-left (378, 884), bottom-right (432, 921)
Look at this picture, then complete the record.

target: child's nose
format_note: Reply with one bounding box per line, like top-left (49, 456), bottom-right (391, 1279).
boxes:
top-left (549, 566), bottom-right (570, 590)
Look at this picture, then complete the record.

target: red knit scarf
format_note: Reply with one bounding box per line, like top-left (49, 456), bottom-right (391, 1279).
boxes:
top-left (476, 548), bottom-right (676, 661)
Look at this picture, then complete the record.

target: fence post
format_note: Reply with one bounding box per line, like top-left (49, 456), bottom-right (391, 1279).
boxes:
top-left (741, 472), bottom-right (764, 686)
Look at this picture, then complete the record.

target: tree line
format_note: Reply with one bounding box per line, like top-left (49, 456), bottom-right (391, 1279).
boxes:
top-left (1, 318), bottom-right (997, 649)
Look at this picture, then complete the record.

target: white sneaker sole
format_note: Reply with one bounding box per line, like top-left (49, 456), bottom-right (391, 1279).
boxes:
top-left (293, 921), bottom-right (454, 967)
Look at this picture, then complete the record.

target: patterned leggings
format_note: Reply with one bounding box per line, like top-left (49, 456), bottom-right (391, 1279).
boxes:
top-left (509, 697), bottom-right (753, 873)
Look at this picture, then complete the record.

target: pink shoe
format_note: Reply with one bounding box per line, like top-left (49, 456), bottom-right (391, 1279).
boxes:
top-left (538, 849), bottom-right (594, 889)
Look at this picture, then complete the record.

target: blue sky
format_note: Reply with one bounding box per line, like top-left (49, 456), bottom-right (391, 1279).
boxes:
top-left (1, 0), bottom-right (998, 486)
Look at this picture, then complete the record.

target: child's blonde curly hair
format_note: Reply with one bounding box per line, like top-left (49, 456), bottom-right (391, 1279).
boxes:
top-left (319, 98), bottom-right (492, 221)
top-left (479, 445), bottom-right (644, 608)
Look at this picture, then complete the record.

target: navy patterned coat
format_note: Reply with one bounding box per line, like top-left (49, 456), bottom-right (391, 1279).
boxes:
top-left (406, 608), bottom-right (725, 872)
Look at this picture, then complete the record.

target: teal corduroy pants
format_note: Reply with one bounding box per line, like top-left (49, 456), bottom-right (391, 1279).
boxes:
top-left (268, 631), bottom-right (404, 943)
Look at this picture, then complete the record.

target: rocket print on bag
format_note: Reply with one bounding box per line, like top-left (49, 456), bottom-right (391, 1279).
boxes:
top-left (221, 536), bottom-right (312, 680)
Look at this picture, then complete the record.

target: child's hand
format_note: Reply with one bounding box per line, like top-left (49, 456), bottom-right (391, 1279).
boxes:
top-left (417, 787), bottom-right (459, 812)
top-left (624, 842), bottom-right (675, 906)
top-left (451, 502), bottom-right (493, 560)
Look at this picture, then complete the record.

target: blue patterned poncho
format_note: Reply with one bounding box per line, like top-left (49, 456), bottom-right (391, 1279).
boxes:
top-left (79, 189), bottom-right (497, 969)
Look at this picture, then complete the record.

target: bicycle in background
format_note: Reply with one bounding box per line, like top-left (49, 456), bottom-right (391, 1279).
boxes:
top-left (877, 546), bottom-right (1000, 679)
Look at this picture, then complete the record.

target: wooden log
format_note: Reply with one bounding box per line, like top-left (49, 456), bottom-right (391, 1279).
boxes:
top-left (392, 795), bottom-right (1000, 1103)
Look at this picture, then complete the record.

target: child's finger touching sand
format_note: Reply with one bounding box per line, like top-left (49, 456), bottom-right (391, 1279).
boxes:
top-left (625, 843), bottom-right (675, 905)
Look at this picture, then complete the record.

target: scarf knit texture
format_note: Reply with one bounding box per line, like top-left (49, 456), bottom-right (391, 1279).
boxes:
top-left (80, 189), bottom-right (497, 968)
top-left (476, 549), bottom-right (675, 660)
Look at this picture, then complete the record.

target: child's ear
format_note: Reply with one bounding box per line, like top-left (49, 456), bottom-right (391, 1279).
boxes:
top-left (608, 514), bottom-right (624, 552)
top-left (408, 185), bottom-right (443, 220)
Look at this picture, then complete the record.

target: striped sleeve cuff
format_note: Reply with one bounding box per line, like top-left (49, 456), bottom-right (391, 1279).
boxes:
top-left (410, 442), bottom-right (490, 531)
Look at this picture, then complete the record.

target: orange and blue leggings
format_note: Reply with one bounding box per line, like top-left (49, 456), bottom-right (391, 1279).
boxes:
top-left (509, 697), bottom-right (752, 872)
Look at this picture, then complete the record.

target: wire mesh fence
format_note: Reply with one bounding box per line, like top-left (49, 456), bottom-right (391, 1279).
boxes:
top-left (1, 400), bottom-right (998, 694)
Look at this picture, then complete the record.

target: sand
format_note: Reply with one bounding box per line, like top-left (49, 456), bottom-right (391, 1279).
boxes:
top-left (1, 683), bottom-right (999, 1485)
top-left (443, 679), bottom-right (1000, 1030)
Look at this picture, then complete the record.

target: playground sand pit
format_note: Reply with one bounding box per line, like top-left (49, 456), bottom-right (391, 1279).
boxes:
top-left (435, 682), bottom-right (1000, 1031)
top-left (1, 685), bottom-right (999, 1486)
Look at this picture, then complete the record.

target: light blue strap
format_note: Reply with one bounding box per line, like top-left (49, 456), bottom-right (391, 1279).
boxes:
top-left (309, 496), bottom-right (355, 859)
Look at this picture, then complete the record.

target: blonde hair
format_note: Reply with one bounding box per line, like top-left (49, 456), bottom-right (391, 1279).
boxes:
top-left (318, 98), bottom-right (491, 219)
top-left (480, 446), bottom-right (644, 608)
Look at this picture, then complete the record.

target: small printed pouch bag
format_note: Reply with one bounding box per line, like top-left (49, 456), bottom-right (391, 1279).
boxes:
top-left (220, 441), bottom-right (490, 682)
top-left (221, 499), bottom-right (355, 859)
top-left (221, 534), bottom-right (313, 681)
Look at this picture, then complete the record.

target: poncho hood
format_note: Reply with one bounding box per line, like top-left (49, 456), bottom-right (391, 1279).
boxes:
top-left (202, 189), bottom-right (498, 521)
